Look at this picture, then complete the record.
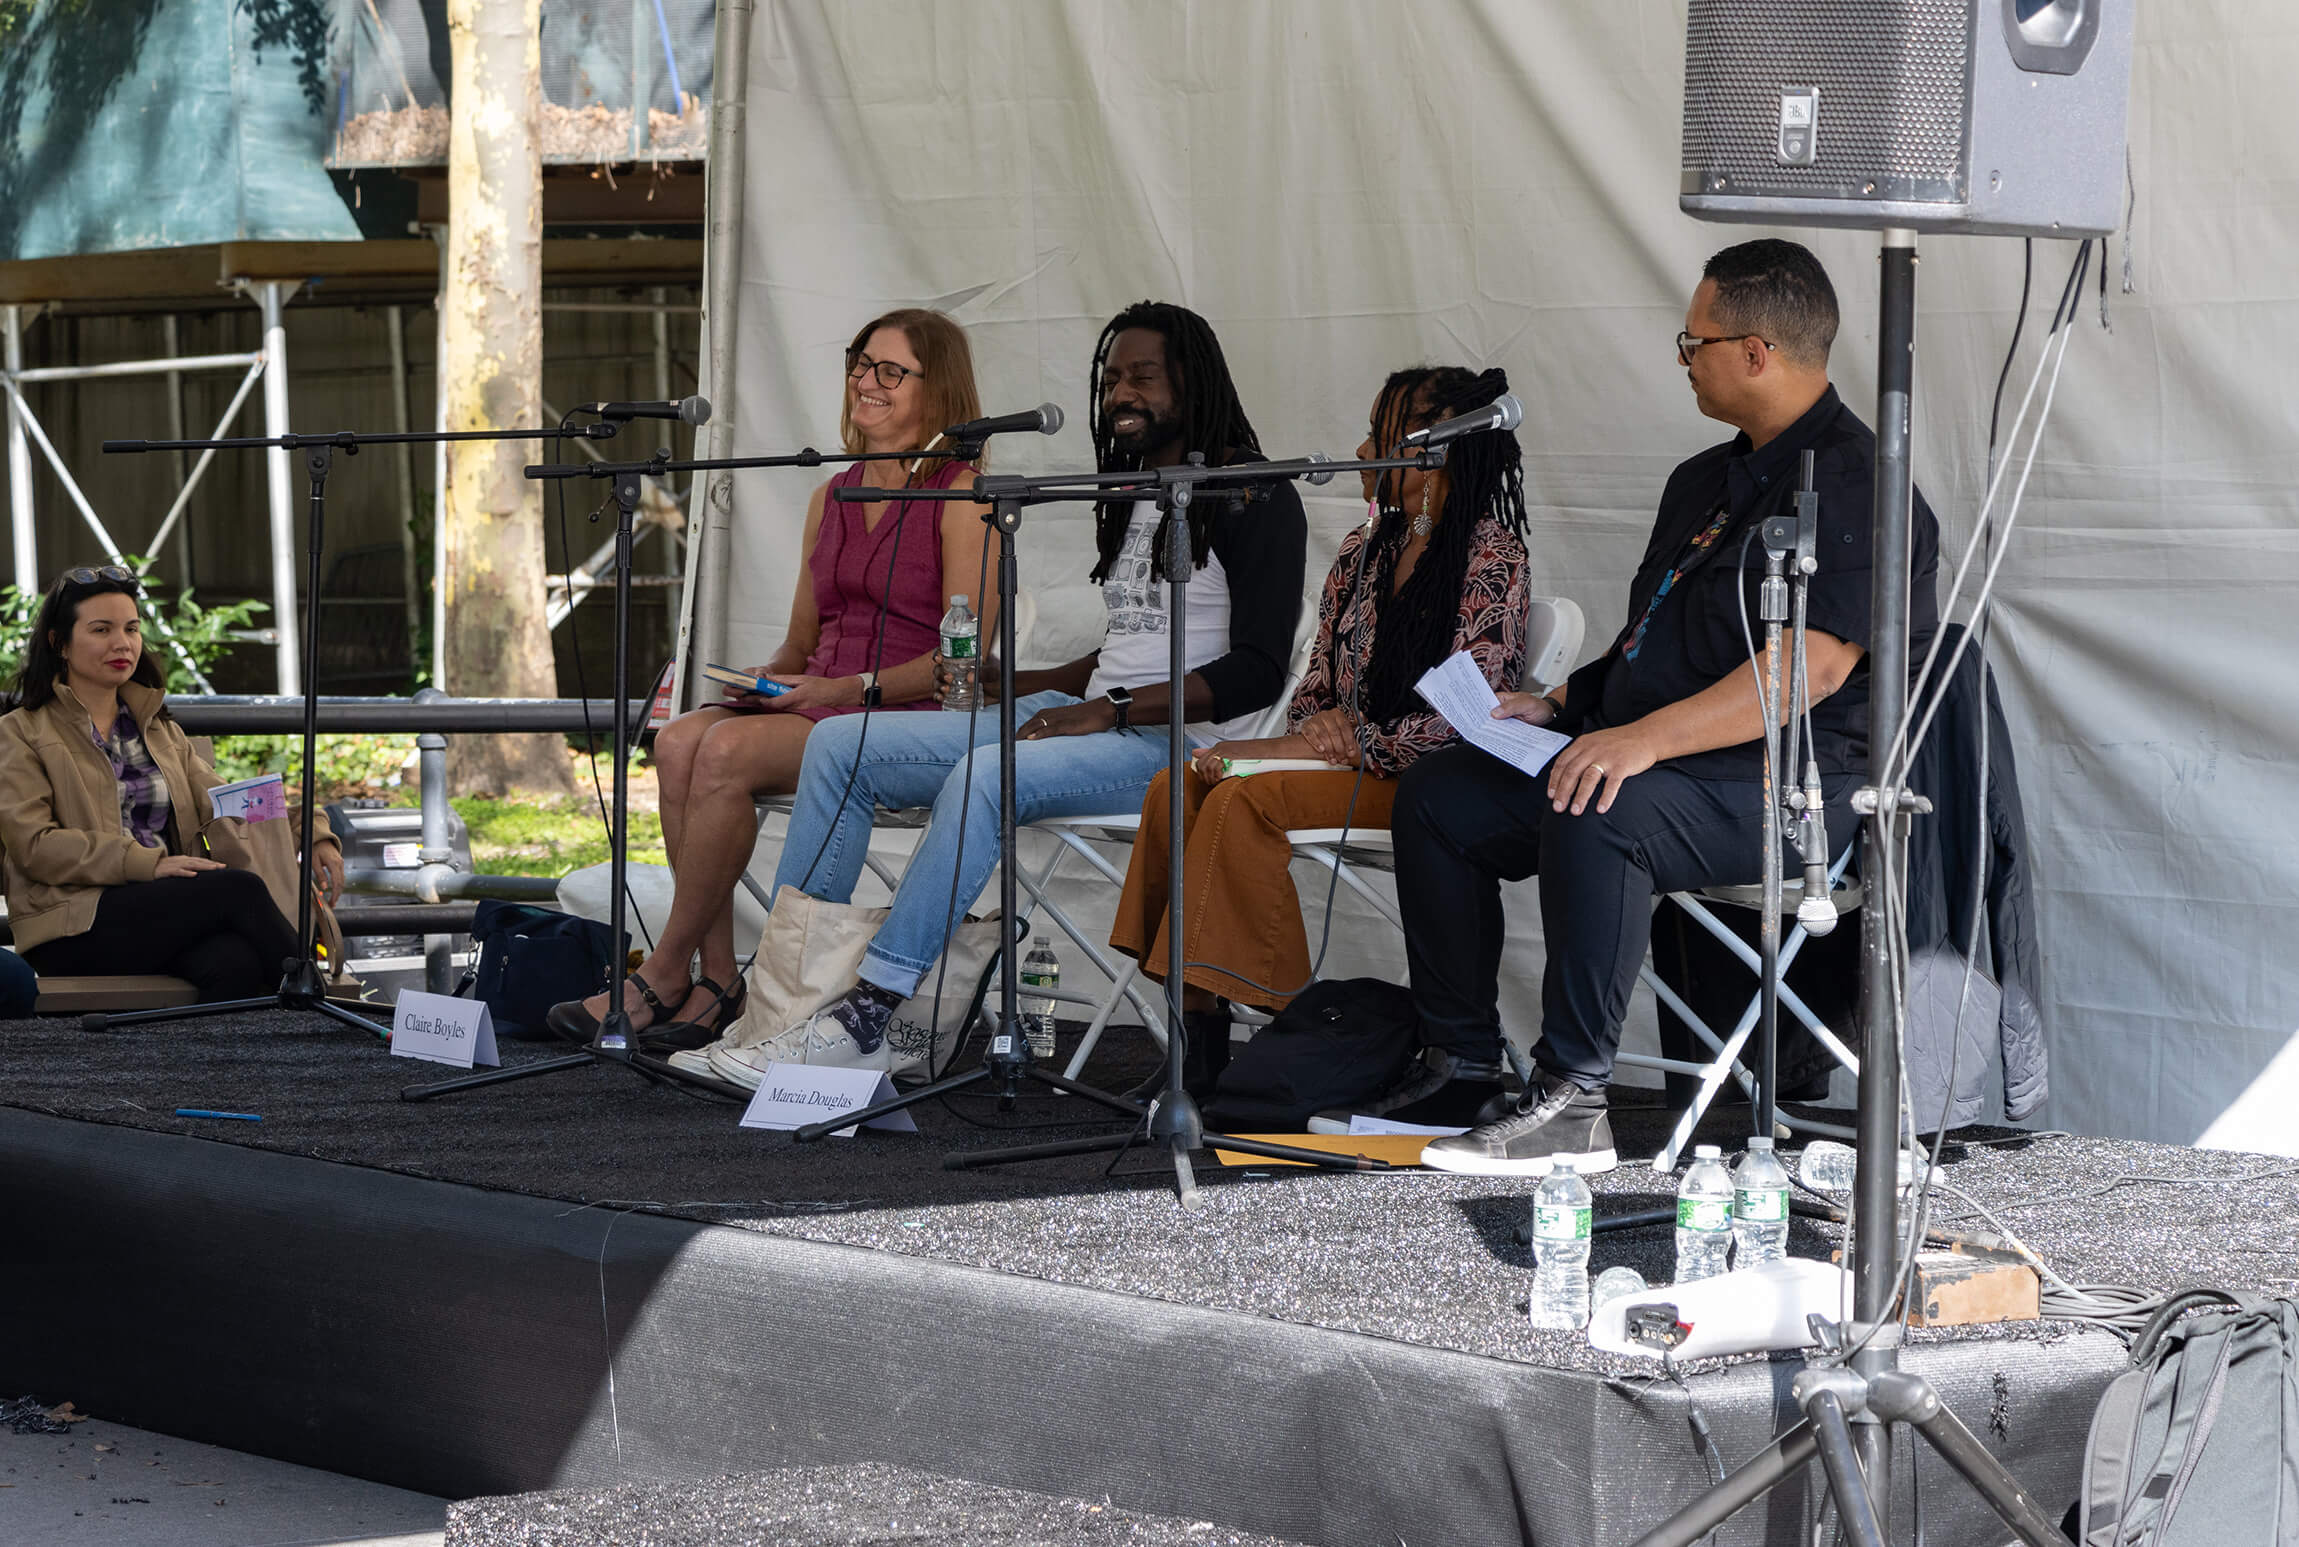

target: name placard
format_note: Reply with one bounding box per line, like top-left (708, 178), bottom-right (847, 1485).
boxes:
top-left (390, 989), bottom-right (500, 1070)
top-left (739, 1062), bottom-right (917, 1138)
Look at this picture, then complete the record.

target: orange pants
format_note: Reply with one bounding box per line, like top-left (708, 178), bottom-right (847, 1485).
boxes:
top-left (1110, 765), bottom-right (1398, 1013)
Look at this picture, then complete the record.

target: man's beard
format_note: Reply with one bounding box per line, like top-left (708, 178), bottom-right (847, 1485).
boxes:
top-left (1105, 405), bottom-right (1182, 461)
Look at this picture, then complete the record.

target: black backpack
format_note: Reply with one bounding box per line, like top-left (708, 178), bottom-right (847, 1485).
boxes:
top-left (2075, 1288), bottom-right (2299, 1545)
top-left (1204, 978), bottom-right (1420, 1131)
top-left (465, 901), bottom-right (616, 1042)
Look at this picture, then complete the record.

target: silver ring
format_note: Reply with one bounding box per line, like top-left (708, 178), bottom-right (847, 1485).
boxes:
top-left (1590, 764), bottom-right (1606, 775)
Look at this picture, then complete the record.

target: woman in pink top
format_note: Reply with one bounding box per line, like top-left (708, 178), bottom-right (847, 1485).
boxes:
top-left (556, 309), bottom-right (996, 1043)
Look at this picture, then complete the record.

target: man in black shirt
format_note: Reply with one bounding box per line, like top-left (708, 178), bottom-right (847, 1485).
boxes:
top-left (1360, 240), bottom-right (1940, 1174)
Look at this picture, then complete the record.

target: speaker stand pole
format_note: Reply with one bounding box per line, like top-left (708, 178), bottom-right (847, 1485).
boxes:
top-left (1626, 231), bottom-right (2060, 1547)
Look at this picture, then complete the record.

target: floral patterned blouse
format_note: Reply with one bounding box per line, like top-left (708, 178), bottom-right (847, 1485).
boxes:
top-left (1286, 513), bottom-right (1531, 778)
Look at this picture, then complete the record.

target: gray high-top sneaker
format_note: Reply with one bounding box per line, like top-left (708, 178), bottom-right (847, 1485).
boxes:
top-left (1419, 1072), bottom-right (1617, 1176)
top-left (1307, 1046), bottom-right (1508, 1134)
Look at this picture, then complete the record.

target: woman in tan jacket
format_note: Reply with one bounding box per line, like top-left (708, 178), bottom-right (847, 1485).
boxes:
top-left (0, 566), bottom-right (338, 1000)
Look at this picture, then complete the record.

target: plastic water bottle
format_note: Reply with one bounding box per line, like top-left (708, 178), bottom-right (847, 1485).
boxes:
top-left (1590, 1265), bottom-right (1649, 1317)
top-left (1675, 1144), bottom-right (1735, 1282)
top-left (939, 594), bottom-right (980, 711)
top-left (1528, 1160), bottom-right (1593, 1331)
top-left (1731, 1136), bottom-right (1793, 1267)
top-left (1019, 937), bottom-right (1060, 1060)
top-left (1799, 1138), bottom-right (1922, 1198)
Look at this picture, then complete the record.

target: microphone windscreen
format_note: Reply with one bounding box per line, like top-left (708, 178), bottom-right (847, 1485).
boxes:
top-left (1493, 394), bottom-right (1525, 432)
top-left (680, 395), bottom-right (713, 427)
top-left (1037, 402), bottom-right (1065, 435)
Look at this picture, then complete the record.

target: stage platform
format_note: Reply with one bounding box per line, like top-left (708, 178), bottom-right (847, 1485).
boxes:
top-left (4, 1009), bottom-right (2294, 1546)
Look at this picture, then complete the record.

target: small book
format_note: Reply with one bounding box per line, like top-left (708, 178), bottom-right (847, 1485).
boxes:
top-left (700, 663), bottom-right (789, 697)
top-left (209, 772), bottom-right (287, 822)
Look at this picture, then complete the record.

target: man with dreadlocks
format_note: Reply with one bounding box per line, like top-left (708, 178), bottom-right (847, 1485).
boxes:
top-left (1108, 365), bottom-right (1532, 1108)
top-left (733, 301), bottom-right (1305, 1075)
top-left (1393, 239), bottom-right (1941, 1175)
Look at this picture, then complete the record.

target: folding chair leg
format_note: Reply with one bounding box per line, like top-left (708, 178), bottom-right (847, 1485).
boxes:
top-left (1062, 954), bottom-right (1160, 1080)
top-left (1016, 831), bottom-right (1171, 1049)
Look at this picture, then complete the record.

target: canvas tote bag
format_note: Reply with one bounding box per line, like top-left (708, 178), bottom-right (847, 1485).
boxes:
top-left (735, 884), bottom-right (1014, 1077)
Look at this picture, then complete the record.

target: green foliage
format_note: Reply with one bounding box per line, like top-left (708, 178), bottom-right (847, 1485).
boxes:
top-left (0, 559), bottom-right (266, 695)
top-left (210, 733), bottom-right (417, 799)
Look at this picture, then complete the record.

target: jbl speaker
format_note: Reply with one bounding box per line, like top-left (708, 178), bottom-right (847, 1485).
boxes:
top-left (1680, 0), bottom-right (2133, 237)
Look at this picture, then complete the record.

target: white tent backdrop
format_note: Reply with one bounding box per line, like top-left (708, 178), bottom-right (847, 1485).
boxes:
top-left (700, 0), bottom-right (2299, 1145)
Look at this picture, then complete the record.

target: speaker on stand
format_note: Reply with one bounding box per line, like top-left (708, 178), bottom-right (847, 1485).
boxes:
top-left (1629, 6), bottom-right (2134, 1545)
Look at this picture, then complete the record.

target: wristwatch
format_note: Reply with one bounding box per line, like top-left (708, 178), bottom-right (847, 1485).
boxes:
top-left (1104, 686), bottom-right (1133, 730)
top-left (857, 670), bottom-right (882, 709)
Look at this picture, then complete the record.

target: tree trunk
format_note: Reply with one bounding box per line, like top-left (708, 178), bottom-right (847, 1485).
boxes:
top-left (439, 0), bottom-right (571, 796)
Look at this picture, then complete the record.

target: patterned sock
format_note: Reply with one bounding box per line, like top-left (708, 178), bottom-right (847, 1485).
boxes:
top-left (827, 979), bottom-right (904, 1054)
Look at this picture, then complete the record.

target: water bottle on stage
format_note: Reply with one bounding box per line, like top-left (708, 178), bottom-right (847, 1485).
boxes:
top-left (1731, 1137), bottom-right (1791, 1267)
top-left (939, 594), bottom-right (980, 711)
top-left (1675, 1146), bottom-right (1734, 1282)
top-left (1528, 1160), bottom-right (1593, 1331)
top-left (1020, 937), bottom-right (1061, 1059)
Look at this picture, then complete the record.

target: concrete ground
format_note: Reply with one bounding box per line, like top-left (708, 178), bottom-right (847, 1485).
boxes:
top-left (0, 1410), bottom-right (446, 1547)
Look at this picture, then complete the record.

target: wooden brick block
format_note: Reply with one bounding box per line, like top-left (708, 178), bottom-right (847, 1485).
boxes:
top-left (1904, 1247), bottom-right (2041, 1327)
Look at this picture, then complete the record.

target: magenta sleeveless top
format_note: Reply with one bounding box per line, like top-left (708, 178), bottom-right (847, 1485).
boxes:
top-left (797, 458), bottom-right (969, 720)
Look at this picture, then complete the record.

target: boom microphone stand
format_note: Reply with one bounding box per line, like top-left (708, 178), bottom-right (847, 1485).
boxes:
top-left (402, 441), bottom-right (968, 1101)
top-left (90, 421), bottom-right (618, 1038)
top-left (806, 449), bottom-right (1456, 1206)
top-left (1626, 233), bottom-right (2061, 1547)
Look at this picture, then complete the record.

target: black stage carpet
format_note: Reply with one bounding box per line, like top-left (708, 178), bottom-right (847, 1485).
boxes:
top-left (4, 1011), bottom-right (2295, 1546)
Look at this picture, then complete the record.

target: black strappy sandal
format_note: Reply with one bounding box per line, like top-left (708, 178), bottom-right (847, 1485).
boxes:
top-left (545, 971), bottom-right (682, 1046)
top-left (641, 974), bottom-right (749, 1053)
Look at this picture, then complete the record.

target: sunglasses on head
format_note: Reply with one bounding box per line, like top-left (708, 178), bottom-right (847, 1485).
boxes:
top-left (65, 565), bottom-right (137, 588)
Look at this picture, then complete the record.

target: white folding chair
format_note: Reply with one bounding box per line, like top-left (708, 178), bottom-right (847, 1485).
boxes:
top-left (1622, 847), bottom-right (1864, 1171)
top-left (1023, 610), bottom-right (1321, 1079)
top-left (1281, 595), bottom-right (1587, 1078)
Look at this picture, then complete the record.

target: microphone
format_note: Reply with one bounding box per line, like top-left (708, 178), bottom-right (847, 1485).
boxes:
top-left (1402, 393), bottom-right (1523, 450)
top-left (1793, 766), bottom-right (1836, 936)
top-left (1302, 451), bottom-right (1336, 485)
top-left (578, 396), bottom-right (712, 425)
top-left (946, 403), bottom-right (1064, 445)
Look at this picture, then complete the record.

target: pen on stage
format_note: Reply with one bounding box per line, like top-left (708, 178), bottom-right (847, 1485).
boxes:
top-left (175, 1109), bottom-right (263, 1122)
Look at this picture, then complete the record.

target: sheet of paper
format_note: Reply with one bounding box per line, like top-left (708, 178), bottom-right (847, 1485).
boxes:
top-left (1414, 652), bottom-right (1570, 778)
top-left (1346, 1114), bottom-right (1470, 1137)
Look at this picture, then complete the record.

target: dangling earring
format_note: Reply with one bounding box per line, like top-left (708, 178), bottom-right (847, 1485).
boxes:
top-left (1411, 477), bottom-right (1435, 538)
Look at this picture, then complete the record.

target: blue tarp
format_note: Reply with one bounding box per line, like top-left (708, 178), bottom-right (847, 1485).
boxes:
top-left (1, 0), bottom-right (360, 262)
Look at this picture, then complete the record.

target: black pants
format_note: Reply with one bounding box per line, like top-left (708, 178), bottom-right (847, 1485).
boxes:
top-left (1390, 744), bottom-right (1859, 1088)
top-left (25, 870), bottom-right (300, 1002)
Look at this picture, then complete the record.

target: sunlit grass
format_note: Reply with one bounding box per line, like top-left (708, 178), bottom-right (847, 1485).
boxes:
top-left (452, 795), bottom-right (668, 877)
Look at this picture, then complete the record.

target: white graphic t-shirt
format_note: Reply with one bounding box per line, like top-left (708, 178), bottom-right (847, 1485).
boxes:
top-left (1084, 500), bottom-right (1259, 745)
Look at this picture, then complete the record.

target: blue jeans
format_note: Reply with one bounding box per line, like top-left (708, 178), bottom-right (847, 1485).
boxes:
top-left (772, 692), bottom-right (1171, 996)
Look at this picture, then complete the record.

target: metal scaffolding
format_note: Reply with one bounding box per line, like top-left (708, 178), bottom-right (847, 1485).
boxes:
top-left (1, 283), bottom-right (303, 691)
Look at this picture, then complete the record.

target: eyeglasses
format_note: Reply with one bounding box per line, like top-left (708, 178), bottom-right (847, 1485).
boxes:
top-left (65, 565), bottom-right (137, 587)
top-left (1677, 332), bottom-right (1776, 367)
top-left (847, 353), bottom-right (924, 391)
